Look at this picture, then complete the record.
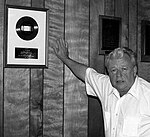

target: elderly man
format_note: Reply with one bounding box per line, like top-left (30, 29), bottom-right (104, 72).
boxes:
top-left (53, 38), bottom-right (150, 137)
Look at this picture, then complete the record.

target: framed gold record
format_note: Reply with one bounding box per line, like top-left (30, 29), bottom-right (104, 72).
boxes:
top-left (4, 5), bottom-right (48, 68)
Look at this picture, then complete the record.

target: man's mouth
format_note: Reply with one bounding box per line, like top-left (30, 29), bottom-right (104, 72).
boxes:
top-left (116, 80), bottom-right (124, 84)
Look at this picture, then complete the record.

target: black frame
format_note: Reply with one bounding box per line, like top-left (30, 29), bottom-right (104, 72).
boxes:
top-left (99, 15), bottom-right (121, 54)
top-left (4, 5), bottom-right (49, 68)
top-left (141, 20), bottom-right (150, 62)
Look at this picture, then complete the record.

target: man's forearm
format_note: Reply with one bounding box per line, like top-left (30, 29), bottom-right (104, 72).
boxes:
top-left (62, 57), bottom-right (88, 82)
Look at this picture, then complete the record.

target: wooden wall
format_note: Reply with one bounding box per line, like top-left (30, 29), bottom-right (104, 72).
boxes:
top-left (0, 0), bottom-right (150, 137)
top-left (138, 0), bottom-right (150, 80)
top-left (64, 0), bottom-right (88, 137)
top-left (1, 0), bottom-right (65, 137)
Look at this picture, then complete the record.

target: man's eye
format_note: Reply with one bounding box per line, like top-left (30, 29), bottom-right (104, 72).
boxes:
top-left (122, 67), bottom-right (127, 71)
top-left (111, 69), bottom-right (117, 73)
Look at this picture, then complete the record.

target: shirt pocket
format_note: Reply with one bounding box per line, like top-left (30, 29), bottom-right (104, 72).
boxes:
top-left (104, 111), bottom-right (110, 131)
top-left (123, 116), bottom-right (140, 137)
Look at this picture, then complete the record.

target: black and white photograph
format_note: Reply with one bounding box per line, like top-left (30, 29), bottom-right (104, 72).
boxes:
top-left (0, 1), bottom-right (150, 137)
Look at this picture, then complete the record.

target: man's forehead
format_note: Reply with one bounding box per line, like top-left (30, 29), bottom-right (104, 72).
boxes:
top-left (110, 51), bottom-right (130, 59)
top-left (109, 55), bottom-right (132, 66)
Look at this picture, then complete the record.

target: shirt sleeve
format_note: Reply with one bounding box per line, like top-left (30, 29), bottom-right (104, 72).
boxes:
top-left (139, 90), bottom-right (150, 136)
top-left (85, 68), bottom-right (112, 101)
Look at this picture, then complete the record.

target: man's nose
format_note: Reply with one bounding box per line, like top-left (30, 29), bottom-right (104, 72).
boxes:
top-left (116, 69), bottom-right (122, 77)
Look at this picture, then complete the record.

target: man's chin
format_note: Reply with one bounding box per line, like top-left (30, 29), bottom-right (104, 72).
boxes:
top-left (115, 85), bottom-right (126, 92)
top-left (116, 86), bottom-right (128, 94)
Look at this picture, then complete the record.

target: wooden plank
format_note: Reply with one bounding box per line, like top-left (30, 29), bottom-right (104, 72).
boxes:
top-left (30, 1), bottom-right (44, 137)
top-left (89, 0), bottom-right (105, 137)
top-left (137, 0), bottom-right (150, 81)
top-left (32, 0), bottom-right (44, 7)
top-left (115, 0), bottom-right (129, 48)
top-left (129, 0), bottom-right (138, 51)
top-left (4, 69), bottom-right (30, 137)
top-left (64, 0), bottom-right (89, 137)
top-left (0, 0), bottom-right (4, 136)
top-left (90, 0), bottom-right (105, 73)
top-left (104, 0), bottom-right (115, 16)
top-left (43, 0), bottom-right (64, 137)
top-left (5, 0), bottom-right (30, 6)
top-left (30, 69), bottom-right (43, 137)
top-left (4, 1), bottom-right (31, 137)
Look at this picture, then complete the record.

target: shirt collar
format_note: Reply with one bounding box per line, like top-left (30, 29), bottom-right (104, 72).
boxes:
top-left (108, 76), bottom-right (140, 100)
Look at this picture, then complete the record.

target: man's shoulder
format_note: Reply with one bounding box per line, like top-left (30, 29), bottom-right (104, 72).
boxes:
top-left (138, 76), bottom-right (150, 94)
top-left (87, 67), bottom-right (107, 76)
top-left (86, 68), bottom-right (110, 84)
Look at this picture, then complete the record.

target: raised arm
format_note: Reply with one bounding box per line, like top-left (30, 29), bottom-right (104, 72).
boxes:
top-left (52, 38), bottom-right (88, 82)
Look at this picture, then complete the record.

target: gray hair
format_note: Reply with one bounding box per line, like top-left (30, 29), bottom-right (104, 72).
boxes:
top-left (105, 47), bottom-right (137, 69)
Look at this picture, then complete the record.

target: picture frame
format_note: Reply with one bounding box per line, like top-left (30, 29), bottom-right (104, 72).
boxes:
top-left (99, 15), bottom-right (121, 54)
top-left (141, 20), bottom-right (150, 62)
top-left (4, 5), bottom-right (48, 68)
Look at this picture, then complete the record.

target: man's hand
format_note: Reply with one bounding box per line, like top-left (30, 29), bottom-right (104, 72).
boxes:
top-left (53, 38), bottom-right (69, 61)
top-left (52, 38), bottom-right (88, 82)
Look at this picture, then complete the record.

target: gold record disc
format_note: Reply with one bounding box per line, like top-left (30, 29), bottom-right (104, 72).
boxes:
top-left (16, 16), bottom-right (39, 41)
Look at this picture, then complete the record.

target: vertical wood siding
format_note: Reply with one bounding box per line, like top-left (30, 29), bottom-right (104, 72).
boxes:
top-left (64, 0), bottom-right (89, 137)
top-left (115, 0), bottom-right (129, 48)
top-left (90, 0), bottom-right (105, 72)
top-left (43, 0), bottom-right (64, 137)
top-left (129, 0), bottom-right (137, 52)
top-left (0, 0), bottom-right (4, 136)
top-left (89, 0), bottom-right (105, 136)
top-left (4, 69), bottom-right (30, 137)
top-left (30, 1), bottom-right (45, 137)
top-left (138, 0), bottom-right (150, 81)
top-left (30, 69), bottom-right (43, 137)
top-left (4, 0), bottom-right (30, 136)
top-left (105, 0), bottom-right (114, 16)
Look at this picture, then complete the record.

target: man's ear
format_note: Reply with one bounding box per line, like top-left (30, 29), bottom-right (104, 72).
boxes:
top-left (133, 66), bottom-right (137, 76)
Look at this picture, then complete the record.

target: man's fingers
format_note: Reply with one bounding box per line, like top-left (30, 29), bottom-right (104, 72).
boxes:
top-left (59, 38), bottom-right (66, 49)
top-left (52, 39), bottom-right (60, 53)
top-left (53, 38), bottom-right (68, 55)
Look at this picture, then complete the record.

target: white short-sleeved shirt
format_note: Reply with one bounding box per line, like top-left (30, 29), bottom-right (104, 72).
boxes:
top-left (85, 68), bottom-right (150, 137)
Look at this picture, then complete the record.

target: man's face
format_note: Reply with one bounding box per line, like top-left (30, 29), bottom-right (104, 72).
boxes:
top-left (107, 54), bottom-right (137, 96)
